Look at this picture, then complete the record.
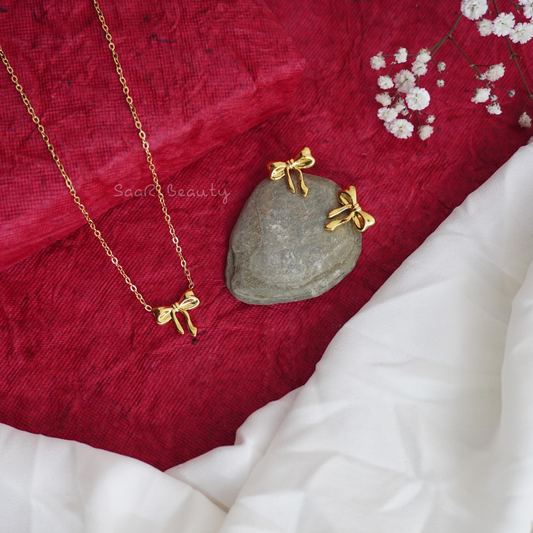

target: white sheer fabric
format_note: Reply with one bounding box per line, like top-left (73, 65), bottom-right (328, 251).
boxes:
top-left (2, 143), bottom-right (533, 532)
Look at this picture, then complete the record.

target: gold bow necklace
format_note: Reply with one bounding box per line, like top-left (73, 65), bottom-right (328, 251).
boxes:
top-left (153, 291), bottom-right (200, 336)
top-left (0, 1), bottom-right (200, 336)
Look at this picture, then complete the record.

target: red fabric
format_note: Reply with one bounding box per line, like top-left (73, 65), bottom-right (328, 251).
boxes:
top-left (0, 0), bottom-right (531, 470)
top-left (0, 0), bottom-right (304, 270)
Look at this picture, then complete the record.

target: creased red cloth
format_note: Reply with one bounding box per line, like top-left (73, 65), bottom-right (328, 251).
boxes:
top-left (0, 0), bottom-right (304, 271)
top-left (0, 0), bottom-right (531, 470)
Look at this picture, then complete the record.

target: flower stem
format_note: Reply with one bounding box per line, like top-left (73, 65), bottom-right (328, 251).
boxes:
top-left (430, 15), bottom-right (483, 88)
top-left (430, 14), bottom-right (463, 56)
top-left (493, 0), bottom-right (533, 99)
top-left (507, 40), bottom-right (533, 98)
top-left (504, 0), bottom-right (520, 8)
top-left (448, 36), bottom-right (482, 77)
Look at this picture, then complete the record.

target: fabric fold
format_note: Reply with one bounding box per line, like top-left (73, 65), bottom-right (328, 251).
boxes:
top-left (0, 0), bottom-right (304, 271)
top-left (0, 424), bottom-right (226, 533)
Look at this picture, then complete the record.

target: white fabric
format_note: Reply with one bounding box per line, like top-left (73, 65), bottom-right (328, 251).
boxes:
top-left (0, 424), bottom-right (226, 532)
top-left (2, 143), bottom-right (533, 532)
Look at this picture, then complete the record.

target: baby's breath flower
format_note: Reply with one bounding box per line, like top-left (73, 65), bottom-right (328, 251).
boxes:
top-left (426, 115), bottom-right (435, 124)
top-left (524, 5), bottom-right (533, 18)
top-left (485, 63), bottom-right (505, 82)
top-left (508, 90), bottom-right (516, 97)
top-left (394, 48), bottom-right (408, 63)
top-left (412, 60), bottom-right (428, 76)
top-left (492, 12), bottom-right (515, 37)
top-left (378, 75), bottom-right (394, 90)
top-left (518, 111), bottom-right (532, 127)
top-left (487, 102), bottom-right (502, 115)
top-left (510, 22), bottom-right (533, 44)
top-left (490, 94), bottom-right (498, 102)
top-left (394, 69), bottom-right (416, 93)
top-left (406, 87), bottom-right (431, 110)
top-left (461, 0), bottom-right (489, 20)
top-left (519, 0), bottom-right (533, 19)
top-left (394, 101), bottom-right (406, 112)
top-left (417, 49), bottom-right (432, 63)
top-left (436, 79), bottom-right (445, 87)
top-left (377, 107), bottom-right (399, 122)
top-left (376, 92), bottom-right (392, 106)
top-left (401, 108), bottom-right (409, 116)
top-left (370, 52), bottom-right (386, 70)
top-left (418, 124), bottom-right (434, 140)
top-left (387, 118), bottom-right (414, 139)
top-left (471, 87), bottom-right (491, 103)
top-left (437, 62), bottom-right (446, 72)
top-left (477, 18), bottom-right (493, 36)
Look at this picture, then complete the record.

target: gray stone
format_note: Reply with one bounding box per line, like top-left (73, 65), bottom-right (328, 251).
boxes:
top-left (226, 173), bottom-right (362, 305)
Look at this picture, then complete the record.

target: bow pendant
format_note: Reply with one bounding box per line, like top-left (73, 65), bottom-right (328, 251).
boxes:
top-left (268, 147), bottom-right (316, 197)
top-left (152, 290), bottom-right (200, 336)
top-left (325, 186), bottom-right (375, 233)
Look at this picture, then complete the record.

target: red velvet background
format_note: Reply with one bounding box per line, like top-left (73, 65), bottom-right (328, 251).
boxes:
top-left (0, 0), bottom-right (531, 470)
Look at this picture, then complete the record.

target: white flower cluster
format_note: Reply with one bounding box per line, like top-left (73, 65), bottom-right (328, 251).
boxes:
top-left (371, 4), bottom-right (531, 137)
top-left (370, 48), bottom-right (438, 140)
top-left (463, 1), bottom-right (533, 128)
top-left (370, 52), bottom-right (386, 70)
top-left (469, 63), bottom-right (510, 115)
top-left (479, 63), bottom-right (505, 82)
top-left (519, 111), bottom-right (533, 127)
top-left (462, 0), bottom-right (533, 44)
top-left (460, 0), bottom-right (488, 21)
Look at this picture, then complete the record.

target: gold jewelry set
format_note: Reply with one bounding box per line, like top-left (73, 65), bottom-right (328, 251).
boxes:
top-left (1, 3), bottom-right (374, 339)
top-left (268, 147), bottom-right (375, 233)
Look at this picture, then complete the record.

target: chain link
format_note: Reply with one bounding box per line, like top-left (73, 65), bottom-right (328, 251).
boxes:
top-left (93, 1), bottom-right (194, 290)
top-left (0, 0), bottom-right (194, 313)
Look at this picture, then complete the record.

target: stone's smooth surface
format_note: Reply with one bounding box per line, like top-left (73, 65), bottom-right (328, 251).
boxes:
top-left (226, 173), bottom-right (362, 305)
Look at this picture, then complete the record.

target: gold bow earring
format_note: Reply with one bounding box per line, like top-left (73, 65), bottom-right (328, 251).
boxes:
top-left (325, 186), bottom-right (375, 233)
top-left (268, 147), bottom-right (316, 197)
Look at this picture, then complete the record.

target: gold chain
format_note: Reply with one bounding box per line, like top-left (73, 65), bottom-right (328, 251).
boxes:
top-left (0, 0), bottom-right (194, 313)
